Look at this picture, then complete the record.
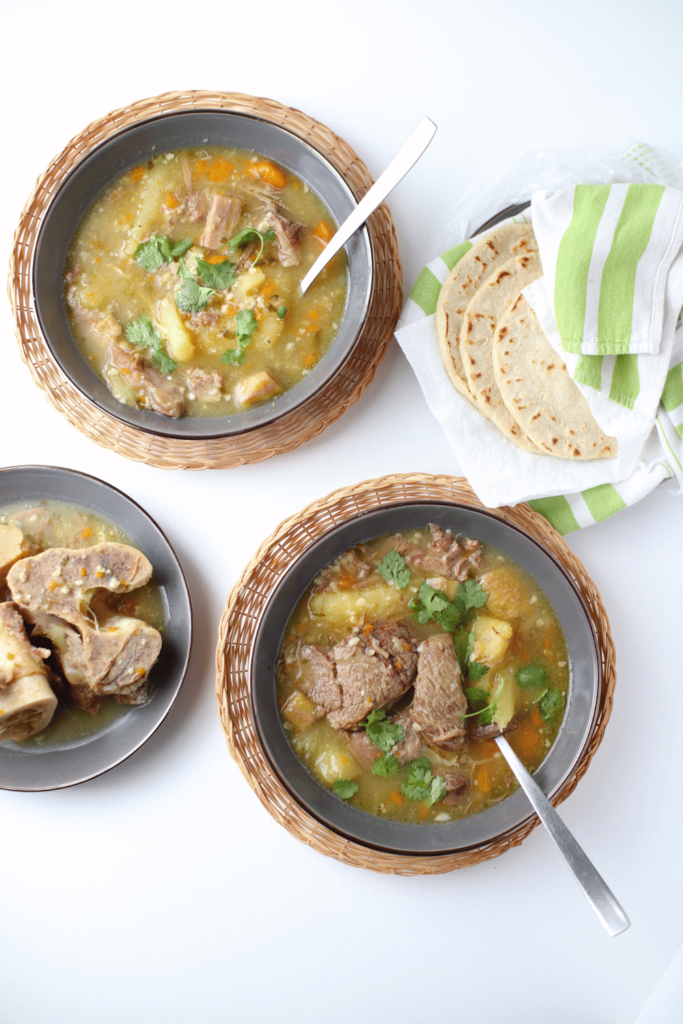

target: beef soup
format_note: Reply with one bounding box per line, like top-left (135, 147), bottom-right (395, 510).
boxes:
top-left (63, 146), bottom-right (348, 419)
top-left (276, 524), bottom-right (570, 825)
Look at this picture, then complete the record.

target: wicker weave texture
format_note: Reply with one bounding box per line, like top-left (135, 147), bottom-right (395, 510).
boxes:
top-left (215, 474), bottom-right (616, 875)
top-left (8, 91), bottom-right (402, 470)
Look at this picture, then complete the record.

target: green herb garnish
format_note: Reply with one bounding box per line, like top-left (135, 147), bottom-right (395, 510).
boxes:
top-left (134, 234), bottom-right (192, 271)
top-left (401, 757), bottom-right (447, 805)
top-left (454, 625), bottom-right (489, 682)
top-left (371, 754), bottom-right (400, 777)
top-left (377, 550), bottom-right (410, 590)
top-left (515, 663), bottom-right (548, 688)
top-left (175, 259), bottom-right (214, 314)
top-left (333, 778), bottom-right (359, 800)
top-left (220, 309), bottom-right (259, 365)
top-left (124, 315), bottom-right (177, 374)
top-left (409, 579), bottom-right (488, 634)
top-left (460, 680), bottom-right (503, 725)
top-left (229, 227), bottom-right (276, 266)
top-left (276, 305), bottom-right (287, 319)
top-left (362, 709), bottom-right (405, 754)
top-left (195, 256), bottom-right (237, 291)
top-left (538, 688), bottom-right (566, 723)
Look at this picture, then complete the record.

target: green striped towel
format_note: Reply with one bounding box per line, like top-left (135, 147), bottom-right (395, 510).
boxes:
top-left (532, 183), bottom-right (683, 355)
top-left (395, 154), bottom-right (683, 534)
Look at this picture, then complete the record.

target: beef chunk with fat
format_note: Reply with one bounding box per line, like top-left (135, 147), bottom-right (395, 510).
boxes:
top-left (412, 634), bottom-right (468, 750)
top-left (397, 524), bottom-right (482, 581)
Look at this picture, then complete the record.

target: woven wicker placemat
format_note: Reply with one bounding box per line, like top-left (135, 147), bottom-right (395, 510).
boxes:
top-left (216, 473), bottom-right (616, 875)
top-left (8, 91), bottom-right (402, 470)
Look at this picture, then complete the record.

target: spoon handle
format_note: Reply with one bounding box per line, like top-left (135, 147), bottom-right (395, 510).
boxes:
top-left (299, 116), bottom-right (437, 295)
top-left (495, 736), bottom-right (630, 936)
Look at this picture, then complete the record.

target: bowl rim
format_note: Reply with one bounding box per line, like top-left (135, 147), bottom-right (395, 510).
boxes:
top-left (31, 106), bottom-right (375, 441)
top-left (248, 499), bottom-right (602, 856)
top-left (0, 463), bottom-right (194, 791)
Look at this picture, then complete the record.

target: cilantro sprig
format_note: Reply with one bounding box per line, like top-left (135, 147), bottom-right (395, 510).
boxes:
top-left (229, 227), bottom-right (275, 266)
top-left (135, 234), bottom-right (192, 272)
top-left (221, 309), bottom-right (259, 365)
top-left (124, 316), bottom-right (177, 375)
top-left (175, 259), bottom-right (214, 314)
top-left (537, 688), bottom-right (566, 723)
top-left (460, 680), bottom-right (503, 726)
top-left (333, 779), bottom-right (358, 800)
top-left (361, 709), bottom-right (404, 753)
top-left (371, 754), bottom-right (400, 777)
top-left (515, 663), bottom-right (548, 688)
top-left (401, 757), bottom-right (447, 805)
top-left (454, 626), bottom-right (489, 683)
top-left (377, 550), bottom-right (410, 590)
top-left (195, 256), bottom-right (237, 291)
top-left (409, 578), bottom-right (487, 634)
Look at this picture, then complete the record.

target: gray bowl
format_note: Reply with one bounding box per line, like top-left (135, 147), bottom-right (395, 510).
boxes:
top-left (0, 466), bottom-right (193, 791)
top-left (33, 110), bottom-right (374, 440)
top-left (251, 502), bottom-right (600, 856)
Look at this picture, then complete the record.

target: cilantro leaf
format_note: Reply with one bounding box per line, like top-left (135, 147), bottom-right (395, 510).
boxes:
top-left (377, 550), bottom-right (410, 590)
top-left (402, 757), bottom-right (447, 805)
top-left (409, 582), bottom-right (465, 633)
top-left (124, 316), bottom-right (177, 374)
top-left (457, 579), bottom-right (488, 612)
top-left (454, 626), bottom-right (469, 666)
top-left (477, 682), bottom-right (503, 725)
top-left (195, 256), bottom-right (237, 291)
top-left (229, 227), bottom-right (275, 265)
top-left (135, 234), bottom-right (192, 271)
top-left (175, 259), bottom-right (214, 314)
top-left (515, 663), bottom-right (548, 688)
top-left (362, 709), bottom-right (405, 753)
top-left (468, 661), bottom-right (490, 683)
top-left (220, 308), bottom-right (259, 366)
top-left (276, 305), bottom-right (287, 319)
top-left (538, 688), bottom-right (566, 723)
top-left (333, 778), bottom-right (358, 800)
top-left (464, 686), bottom-right (490, 706)
top-left (371, 754), bottom-right (400, 777)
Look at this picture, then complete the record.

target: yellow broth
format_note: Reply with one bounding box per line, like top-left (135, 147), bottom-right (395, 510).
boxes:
top-left (0, 500), bottom-right (165, 746)
top-left (276, 529), bottom-right (569, 825)
top-left (64, 147), bottom-right (348, 418)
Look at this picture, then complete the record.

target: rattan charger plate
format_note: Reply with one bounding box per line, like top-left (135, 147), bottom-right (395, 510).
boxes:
top-left (8, 90), bottom-right (402, 470)
top-left (216, 474), bottom-right (616, 875)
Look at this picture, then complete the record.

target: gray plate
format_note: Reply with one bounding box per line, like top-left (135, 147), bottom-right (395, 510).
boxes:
top-left (33, 110), bottom-right (374, 439)
top-left (0, 466), bottom-right (193, 791)
top-left (251, 502), bottom-right (600, 856)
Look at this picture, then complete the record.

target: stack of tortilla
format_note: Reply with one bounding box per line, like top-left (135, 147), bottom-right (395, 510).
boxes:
top-left (435, 223), bottom-right (618, 460)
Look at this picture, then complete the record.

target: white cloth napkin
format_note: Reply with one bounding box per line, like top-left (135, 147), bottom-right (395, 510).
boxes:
top-left (531, 184), bottom-right (683, 356)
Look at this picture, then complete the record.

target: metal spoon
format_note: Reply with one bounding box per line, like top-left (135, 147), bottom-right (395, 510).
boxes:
top-left (495, 735), bottom-right (630, 936)
top-left (299, 116), bottom-right (437, 295)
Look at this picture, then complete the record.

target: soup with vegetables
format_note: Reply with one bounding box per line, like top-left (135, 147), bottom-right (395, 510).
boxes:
top-left (276, 524), bottom-right (569, 825)
top-left (0, 501), bottom-right (164, 746)
top-left (64, 146), bottom-right (348, 419)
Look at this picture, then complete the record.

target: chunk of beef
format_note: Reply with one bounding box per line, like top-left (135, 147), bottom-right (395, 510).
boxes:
top-left (468, 720), bottom-right (517, 741)
top-left (328, 622), bottom-right (418, 730)
top-left (344, 728), bottom-right (380, 770)
top-left (200, 194), bottom-right (242, 249)
top-left (391, 705), bottom-right (425, 763)
top-left (312, 549), bottom-right (372, 594)
top-left (296, 644), bottom-right (341, 717)
top-left (0, 602), bottom-right (50, 689)
top-left (412, 634), bottom-right (468, 751)
top-left (441, 770), bottom-right (469, 806)
top-left (397, 524), bottom-right (482, 581)
top-left (111, 344), bottom-right (185, 418)
top-left (263, 204), bottom-right (306, 267)
top-left (0, 603), bottom-right (56, 740)
top-left (185, 367), bottom-right (224, 404)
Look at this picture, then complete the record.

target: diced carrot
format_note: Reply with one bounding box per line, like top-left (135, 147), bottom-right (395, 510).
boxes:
top-left (363, 624), bottom-right (373, 635)
top-left (260, 279), bottom-right (276, 298)
top-left (204, 254), bottom-right (228, 265)
top-left (249, 160), bottom-right (287, 189)
top-left (479, 740), bottom-right (498, 759)
top-left (475, 763), bottom-right (493, 794)
top-left (81, 527), bottom-right (92, 538)
top-left (509, 721), bottom-right (541, 762)
top-left (225, 303), bottom-right (235, 316)
top-left (165, 192), bottom-right (179, 209)
top-left (389, 792), bottom-right (403, 807)
top-left (338, 574), bottom-right (355, 589)
top-left (194, 159), bottom-right (207, 176)
top-left (314, 221), bottom-right (333, 243)
top-left (124, 213), bottom-right (132, 222)
top-left (130, 165), bottom-right (146, 182)
top-left (95, 257), bottom-right (100, 263)
top-left (206, 159), bottom-right (234, 182)
top-left (418, 806), bottom-right (430, 819)
top-left (303, 352), bottom-right (317, 368)
top-left (309, 308), bottom-right (320, 320)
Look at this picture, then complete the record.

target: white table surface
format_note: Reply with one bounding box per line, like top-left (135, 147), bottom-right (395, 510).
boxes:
top-left (1, 1), bottom-right (682, 1021)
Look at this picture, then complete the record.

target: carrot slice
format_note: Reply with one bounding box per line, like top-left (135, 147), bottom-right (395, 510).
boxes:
top-left (249, 160), bottom-right (287, 188)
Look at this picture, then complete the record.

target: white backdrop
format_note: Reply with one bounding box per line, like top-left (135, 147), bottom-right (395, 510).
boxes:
top-left (1, 1), bottom-right (682, 1022)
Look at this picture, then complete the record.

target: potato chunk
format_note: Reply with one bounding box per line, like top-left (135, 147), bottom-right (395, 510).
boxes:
top-left (235, 371), bottom-right (281, 407)
top-left (472, 615), bottom-right (513, 664)
top-left (309, 585), bottom-right (411, 627)
top-left (481, 567), bottom-right (526, 620)
top-left (157, 298), bottom-right (194, 362)
top-left (232, 267), bottom-right (265, 301)
top-left (282, 690), bottom-right (317, 733)
top-left (425, 576), bottom-right (457, 599)
top-left (293, 723), bottom-right (361, 782)
top-left (485, 668), bottom-right (518, 729)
